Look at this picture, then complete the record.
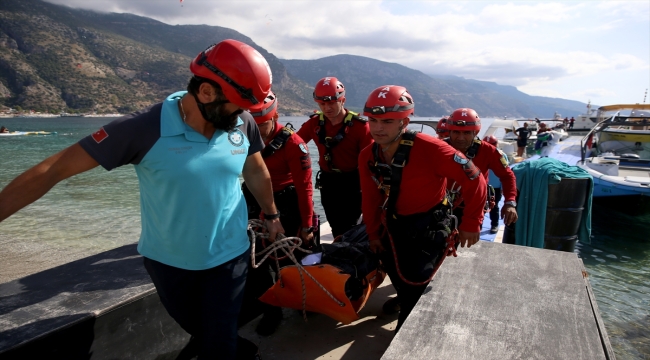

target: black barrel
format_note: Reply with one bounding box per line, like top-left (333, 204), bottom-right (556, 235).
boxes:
top-left (502, 222), bottom-right (516, 244)
top-left (501, 178), bottom-right (590, 252)
top-left (543, 178), bottom-right (590, 252)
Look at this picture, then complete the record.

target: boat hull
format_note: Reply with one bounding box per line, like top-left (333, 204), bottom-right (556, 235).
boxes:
top-left (577, 161), bottom-right (650, 197)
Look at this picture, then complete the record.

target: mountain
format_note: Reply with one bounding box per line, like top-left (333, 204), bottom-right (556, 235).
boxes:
top-left (0, 0), bottom-right (588, 117)
top-left (281, 55), bottom-right (589, 118)
top-left (0, 0), bottom-right (314, 114)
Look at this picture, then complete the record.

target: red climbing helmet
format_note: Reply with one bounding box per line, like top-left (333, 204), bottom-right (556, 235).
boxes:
top-left (363, 85), bottom-right (415, 119)
top-left (483, 135), bottom-right (498, 146)
top-left (313, 77), bottom-right (345, 103)
top-left (190, 39), bottom-right (272, 109)
top-left (447, 108), bottom-right (481, 132)
top-left (249, 91), bottom-right (278, 124)
top-left (436, 116), bottom-right (449, 135)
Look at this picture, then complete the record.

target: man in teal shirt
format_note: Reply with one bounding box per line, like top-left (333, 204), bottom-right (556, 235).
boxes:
top-left (0, 40), bottom-right (281, 359)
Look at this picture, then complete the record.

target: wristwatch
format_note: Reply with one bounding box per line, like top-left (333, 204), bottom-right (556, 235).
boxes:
top-left (301, 227), bottom-right (313, 234)
top-left (504, 201), bottom-right (517, 207)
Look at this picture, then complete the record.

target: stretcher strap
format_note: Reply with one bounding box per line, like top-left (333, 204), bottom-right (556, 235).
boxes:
top-left (248, 220), bottom-right (346, 320)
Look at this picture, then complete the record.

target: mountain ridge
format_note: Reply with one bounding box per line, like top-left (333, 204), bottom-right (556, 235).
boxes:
top-left (0, 0), bottom-right (589, 117)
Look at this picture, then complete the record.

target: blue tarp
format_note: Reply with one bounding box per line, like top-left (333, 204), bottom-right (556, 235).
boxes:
top-left (511, 157), bottom-right (593, 248)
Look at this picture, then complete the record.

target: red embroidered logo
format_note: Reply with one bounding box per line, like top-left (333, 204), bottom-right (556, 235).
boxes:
top-left (91, 127), bottom-right (109, 143)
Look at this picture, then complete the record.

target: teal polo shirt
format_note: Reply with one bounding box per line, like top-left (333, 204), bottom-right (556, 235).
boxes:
top-left (79, 91), bottom-right (264, 270)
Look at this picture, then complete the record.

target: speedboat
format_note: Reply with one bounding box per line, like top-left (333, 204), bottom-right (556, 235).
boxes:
top-left (0, 131), bottom-right (57, 136)
top-left (482, 119), bottom-right (567, 162)
top-left (576, 104), bottom-right (650, 200)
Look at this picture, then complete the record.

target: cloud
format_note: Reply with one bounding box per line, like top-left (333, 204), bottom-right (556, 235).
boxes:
top-left (40, 0), bottom-right (650, 104)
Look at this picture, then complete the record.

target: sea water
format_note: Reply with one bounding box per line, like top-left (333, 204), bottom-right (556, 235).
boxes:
top-left (0, 116), bottom-right (648, 358)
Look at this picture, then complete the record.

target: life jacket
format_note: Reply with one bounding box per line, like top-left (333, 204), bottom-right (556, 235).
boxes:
top-left (258, 223), bottom-right (385, 325)
top-left (261, 123), bottom-right (295, 158)
top-left (313, 110), bottom-right (366, 172)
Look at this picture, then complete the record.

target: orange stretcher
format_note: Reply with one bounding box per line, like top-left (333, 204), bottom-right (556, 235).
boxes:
top-left (259, 263), bottom-right (386, 324)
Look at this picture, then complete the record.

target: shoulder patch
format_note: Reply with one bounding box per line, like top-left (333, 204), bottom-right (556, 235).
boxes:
top-left (453, 151), bottom-right (469, 165)
top-left (454, 151), bottom-right (480, 180)
top-left (298, 143), bottom-right (309, 154)
top-left (228, 128), bottom-right (245, 147)
top-left (91, 127), bottom-right (109, 143)
top-left (497, 149), bottom-right (509, 167)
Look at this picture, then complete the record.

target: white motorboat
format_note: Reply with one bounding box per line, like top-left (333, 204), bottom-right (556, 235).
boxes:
top-left (575, 104), bottom-right (650, 200)
top-left (482, 119), bottom-right (567, 162)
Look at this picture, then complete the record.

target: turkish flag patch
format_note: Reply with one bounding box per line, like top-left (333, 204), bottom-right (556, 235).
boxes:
top-left (91, 127), bottom-right (109, 143)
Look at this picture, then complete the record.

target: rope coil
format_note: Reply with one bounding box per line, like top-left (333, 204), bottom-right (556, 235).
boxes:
top-left (247, 219), bottom-right (346, 321)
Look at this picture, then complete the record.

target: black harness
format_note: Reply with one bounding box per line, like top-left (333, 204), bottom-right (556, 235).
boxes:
top-left (314, 110), bottom-right (365, 172)
top-left (368, 130), bottom-right (417, 220)
top-left (445, 138), bottom-right (482, 159)
top-left (261, 123), bottom-right (295, 158)
top-left (368, 130), bottom-right (457, 285)
top-left (444, 138), bottom-right (495, 211)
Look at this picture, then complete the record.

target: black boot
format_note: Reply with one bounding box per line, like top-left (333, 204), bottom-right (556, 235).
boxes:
top-left (255, 307), bottom-right (283, 336)
top-left (236, 335), bottom-right (261, 360)
top-left (382, 296), bottom-right (401, 314)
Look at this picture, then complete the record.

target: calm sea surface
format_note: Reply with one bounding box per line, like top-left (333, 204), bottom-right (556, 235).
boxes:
top-left (0, 116), bottom-right (648, 359)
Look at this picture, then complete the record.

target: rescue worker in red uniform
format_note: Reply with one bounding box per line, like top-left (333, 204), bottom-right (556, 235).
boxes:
top-left (359, 85), bottom-right (487, 332)
top-left (436, 116), bottom-right (449, 138)
top-left (483, 135), bottom-right (507, 234)
top-left (241, 91), bottom-right (315, 336)
top-left (445, 108), bottom-right (518, 229)
top-left (297, 77), bottom-right (373, 237)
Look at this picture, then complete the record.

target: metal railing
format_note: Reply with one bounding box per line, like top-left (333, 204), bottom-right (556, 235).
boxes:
top-left (579, 112), bottom-right (650, 162)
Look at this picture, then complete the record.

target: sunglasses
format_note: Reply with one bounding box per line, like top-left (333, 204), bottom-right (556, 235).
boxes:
top-left (313, 91), bottom-right (345, 102)
top-left (364, 103), bottom-right (414, 115)
top-left (249, 96), bottom-right (277, 118)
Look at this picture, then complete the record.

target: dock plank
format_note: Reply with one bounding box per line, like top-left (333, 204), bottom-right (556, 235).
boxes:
top-left (382, 241), bottom-right (609, 360)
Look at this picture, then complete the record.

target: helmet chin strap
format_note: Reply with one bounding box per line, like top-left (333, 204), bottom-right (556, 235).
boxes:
top-left (382, 124), bottom-right (405, 152)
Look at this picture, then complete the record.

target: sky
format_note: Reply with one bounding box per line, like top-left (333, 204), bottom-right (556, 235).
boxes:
top-left (43, 0), bottom-right (650, 108)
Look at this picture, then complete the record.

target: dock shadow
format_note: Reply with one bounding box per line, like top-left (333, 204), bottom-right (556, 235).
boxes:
top-left (240, 282), bottom-right (401, 359)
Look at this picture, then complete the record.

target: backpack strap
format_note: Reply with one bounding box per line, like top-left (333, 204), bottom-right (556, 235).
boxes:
top-left (316, 110), bottom-right (366, 171)
top-left (385, 130), bottom-right (417, 219)
top-left (444, 137), bottom-right (482, 159)
top-left (261, 125), bottom-right (294, 158)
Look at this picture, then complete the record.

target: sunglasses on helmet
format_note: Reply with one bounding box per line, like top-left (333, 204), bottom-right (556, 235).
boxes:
top-left (197, 46), bottom-right (259, 105)
top-left (364, 103), bottom-right (414, 115)
top-left (450, 120), bottom-right (479, 126)
top-left (313, 91), bottom-right (345, 102)
top-left (249, 96), bottom-right (277, 118)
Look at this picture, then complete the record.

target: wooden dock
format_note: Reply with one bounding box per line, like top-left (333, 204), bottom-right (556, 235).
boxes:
top-left (382, 241), bottom-right (615, 360)
top-left (0, 229), bottom-right (614, 359)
